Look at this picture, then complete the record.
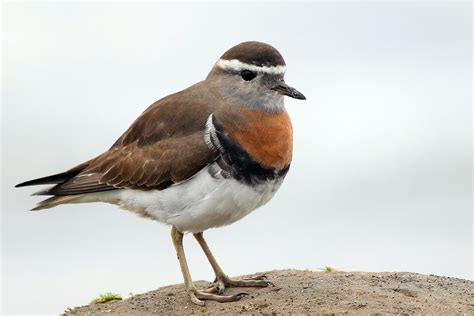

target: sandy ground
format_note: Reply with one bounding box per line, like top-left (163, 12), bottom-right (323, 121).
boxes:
top-left (64, 269), bottom-right (473, 315)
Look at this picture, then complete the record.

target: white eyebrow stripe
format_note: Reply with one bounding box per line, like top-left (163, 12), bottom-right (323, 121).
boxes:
top-left (216, 59), bottom-right (286, 75)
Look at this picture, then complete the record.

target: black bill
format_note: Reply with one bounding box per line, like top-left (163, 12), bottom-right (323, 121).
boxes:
top-left (272, 82), bottom-right (306, 100)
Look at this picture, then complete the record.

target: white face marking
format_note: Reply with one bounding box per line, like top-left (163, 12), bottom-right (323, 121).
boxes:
top-left (216, 59), bottom-right (286, 75)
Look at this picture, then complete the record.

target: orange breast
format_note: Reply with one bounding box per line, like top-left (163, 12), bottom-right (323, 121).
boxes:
top-left (223, 108), bottom-right (293, 170)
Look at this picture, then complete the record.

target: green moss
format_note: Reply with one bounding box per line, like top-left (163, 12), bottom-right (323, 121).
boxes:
top-left (90, 292), bottom-right (122, 304)
top-left (322, 266), bottom-right (337, 273)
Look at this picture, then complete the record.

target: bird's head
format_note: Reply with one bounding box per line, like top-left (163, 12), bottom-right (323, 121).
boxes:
top-left (207, 41), bottom-right (305, 112)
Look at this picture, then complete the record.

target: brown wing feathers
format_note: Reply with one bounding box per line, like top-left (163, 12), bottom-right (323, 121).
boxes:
top-left (82, 132), bottom-right (215, 192)
top-left (17, 89), bottom-right (218, 200)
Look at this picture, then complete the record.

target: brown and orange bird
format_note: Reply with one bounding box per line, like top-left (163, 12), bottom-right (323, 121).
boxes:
top-left (16, 41), bottom-right (306, 305)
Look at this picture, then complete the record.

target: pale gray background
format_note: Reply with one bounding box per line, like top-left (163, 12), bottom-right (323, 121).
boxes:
top-left (2, 2), bottom-right (472, 315)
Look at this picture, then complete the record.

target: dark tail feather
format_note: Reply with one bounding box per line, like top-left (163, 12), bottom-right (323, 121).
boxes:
top-left (31, 185), bottom-right (62, 196)
top-left (16, 161), bottom-right (93, 210)
top-left (15, 162), bottom-right (89, 188)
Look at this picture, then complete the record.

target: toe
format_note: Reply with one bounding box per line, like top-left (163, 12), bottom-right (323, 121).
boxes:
top-left (189, 291), bottom-right (206, 306)
top-left (245, 274), bottom-right (268, 281)
top-left (216, 279), bottom-right (226, 294)
top-left (194, 290), bottom-right (247, 303)
top-left (225, 278), bottom-right (273, 288)
top-left (203, 286), bottom-right (219, 293)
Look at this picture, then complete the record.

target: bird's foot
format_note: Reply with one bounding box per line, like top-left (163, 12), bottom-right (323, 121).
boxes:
top-left (188, 288), bottom-right (247, 306)
top-left (206, 273), bottom-right (274, 295)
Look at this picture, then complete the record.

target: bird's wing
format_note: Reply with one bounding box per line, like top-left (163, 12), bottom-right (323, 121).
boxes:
top-left (37, 90), bottom-right (218, 196)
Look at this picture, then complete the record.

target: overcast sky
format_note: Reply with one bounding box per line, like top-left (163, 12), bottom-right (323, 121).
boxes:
top-left (2, 2), bottom-right (472, 314)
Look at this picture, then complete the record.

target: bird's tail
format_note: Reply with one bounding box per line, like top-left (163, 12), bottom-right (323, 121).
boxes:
top-left (31, 195), bottom-right (85, 211)
top-left (16, 161), bottom-right (90, 211)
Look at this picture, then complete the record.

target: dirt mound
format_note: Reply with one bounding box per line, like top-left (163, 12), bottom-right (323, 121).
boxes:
top-left (64, 269), bottom-right (473, 315)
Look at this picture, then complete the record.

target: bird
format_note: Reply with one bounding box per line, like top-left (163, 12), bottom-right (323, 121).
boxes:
top-left (16, 41), bottom-right (306, 306)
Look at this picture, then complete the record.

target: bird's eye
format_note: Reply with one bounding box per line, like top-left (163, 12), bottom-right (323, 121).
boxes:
top-left (240, 70), bottom-right (256, 81)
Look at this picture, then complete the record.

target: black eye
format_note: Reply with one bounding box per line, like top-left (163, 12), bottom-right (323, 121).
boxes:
top-left (240, 70), bottom-right (256, 81)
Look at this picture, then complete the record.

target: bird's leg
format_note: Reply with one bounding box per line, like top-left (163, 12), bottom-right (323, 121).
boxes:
top-left (170, 227), bottom-right (247, 306)
top-left (193, 232), bottom-right (272, 294)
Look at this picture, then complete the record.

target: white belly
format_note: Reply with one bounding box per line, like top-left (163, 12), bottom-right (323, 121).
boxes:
top-left (88, 163), bottom-right (283, 233)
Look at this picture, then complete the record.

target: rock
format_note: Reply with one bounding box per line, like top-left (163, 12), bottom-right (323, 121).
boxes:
top-left (64, 269), bottom-right (474, 315)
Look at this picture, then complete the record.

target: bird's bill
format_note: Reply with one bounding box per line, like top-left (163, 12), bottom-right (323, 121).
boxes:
top-left (272, 82), bottom-right (306, 100)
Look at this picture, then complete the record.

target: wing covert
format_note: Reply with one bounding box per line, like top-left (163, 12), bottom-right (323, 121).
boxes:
top-left (47, 91), bottom-right (219, 196)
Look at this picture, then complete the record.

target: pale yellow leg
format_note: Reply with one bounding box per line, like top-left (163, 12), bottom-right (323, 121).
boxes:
top-left (193, 232), bottom-right (272, 294)
top-left (170, 227), bottom-right (247, 305)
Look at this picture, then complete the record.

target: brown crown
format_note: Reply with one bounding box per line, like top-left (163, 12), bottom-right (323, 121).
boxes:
top-left (220, 41), bottom-right (286, 67)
